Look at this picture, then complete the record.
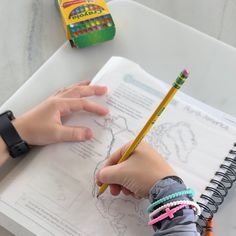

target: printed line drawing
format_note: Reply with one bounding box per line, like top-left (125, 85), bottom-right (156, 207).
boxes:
top-left (16, 194), bottom-right (86, 236)
top-left (94, 115), bottom-right (135, 157)
top-left (95, 196), bottom-right (150, 236)
top-left (29, 167), bottom-right (82, 209)
top-left (146, 121), bottom-right (197, 163)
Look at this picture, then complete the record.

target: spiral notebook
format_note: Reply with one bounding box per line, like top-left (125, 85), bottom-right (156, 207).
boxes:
top-left (0, 57), bottom-right (236, 235)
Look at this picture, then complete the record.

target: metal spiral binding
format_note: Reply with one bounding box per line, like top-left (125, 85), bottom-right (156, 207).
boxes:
top-left (196, 143), bottom-right (236, 234)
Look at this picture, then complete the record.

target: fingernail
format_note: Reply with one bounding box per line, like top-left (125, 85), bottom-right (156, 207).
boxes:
top-left (85, 128), bottom-right (93, 139)
top-left (100, 107), bottom-right (109, 116)
top-left (100, 86), bottom-right (108, 93)
top-left (104, 108), bottom-right (109, 114)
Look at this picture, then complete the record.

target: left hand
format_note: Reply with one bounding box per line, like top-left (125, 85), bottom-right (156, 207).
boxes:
top-left (13, 80), bottom-right (109, 145)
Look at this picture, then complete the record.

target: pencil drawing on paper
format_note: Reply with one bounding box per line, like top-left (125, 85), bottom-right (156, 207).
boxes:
top-left (87, 115), bottom-right (152, 235)
top-left (146, 121), bottom-right (197, 163)
top-left (91, 119), bottom-right (197, 235)
top-left (91, 115), bottom-right (136, 196)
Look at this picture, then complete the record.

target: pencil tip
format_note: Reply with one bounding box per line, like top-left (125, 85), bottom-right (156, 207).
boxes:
top-left (96, 192), bottom-right (101, 198)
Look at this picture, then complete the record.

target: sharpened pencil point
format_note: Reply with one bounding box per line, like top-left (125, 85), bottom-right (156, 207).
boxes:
top-left (96, 192), bottom-right (101, 198)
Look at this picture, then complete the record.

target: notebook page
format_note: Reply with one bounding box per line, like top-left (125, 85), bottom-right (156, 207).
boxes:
top-left (153, 72), bottom-right (236, 208)
top-left (91, 57), bottom-right (236, 198)
top-left (0, 57), bottom-right (235, 236)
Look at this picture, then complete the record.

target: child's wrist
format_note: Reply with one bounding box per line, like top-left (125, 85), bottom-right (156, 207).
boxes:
top-left (12, 117), bottom-right (33, 145)
top-left (0, 136), bottom-right (9, 163)
top-left (149, 176), bottom-right (190, 203)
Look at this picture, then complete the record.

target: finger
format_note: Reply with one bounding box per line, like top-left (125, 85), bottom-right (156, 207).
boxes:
top-left (59, 98), bottom-right (109, 116)
top-left (67, 80), bottom-right (91, 88)
top-left (96, 142), bottom-right (132, 187)
top-left (110, 184), bottom-right (122, 196)
top-left (103, 142), bottom-right (132, 167)
top-left (53, 80), bottom-right (91, 97)
top-left (78, 99), bottom-right (109, 115)
top-left (96, 170), bottom-right (103, 186)
top-left (59, 86), bottom-right (107, 99)
top-left (53, 87), bottom-right (68, 97)
top-left (98, 165), bottom-right (122, 185)
top-left (76, 80), bottom-right (91, 86)
top-left (77, 86), bottom-right (107, 97)
top-left (121, 187), bottom-right (133, 196)
top-left (57, 125), bottom-right (93, 142)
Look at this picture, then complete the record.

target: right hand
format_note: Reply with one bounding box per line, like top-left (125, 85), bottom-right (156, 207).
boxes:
top-left (96, 142), bottom-right (176, 198)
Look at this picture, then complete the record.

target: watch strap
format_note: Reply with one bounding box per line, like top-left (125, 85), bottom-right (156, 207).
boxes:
top-left (0, 112), bottom-right (30, 158)
top-left (0, 115), bottom-right (23, 147)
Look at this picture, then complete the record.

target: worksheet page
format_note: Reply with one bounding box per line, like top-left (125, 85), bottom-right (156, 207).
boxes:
top-left (0, 57), bottom-right (235, 236)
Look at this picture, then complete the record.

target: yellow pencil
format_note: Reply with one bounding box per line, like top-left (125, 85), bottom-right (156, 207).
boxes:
top-left (97, 69), bottom-right (190, 198)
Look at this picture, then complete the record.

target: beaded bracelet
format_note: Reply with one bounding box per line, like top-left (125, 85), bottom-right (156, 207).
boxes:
top-left (147, 188), bottom-right (194, 212)
top-left (148, 204), bottom-right (187, 225)
top-left (149, 200), bottom-right (201, 220)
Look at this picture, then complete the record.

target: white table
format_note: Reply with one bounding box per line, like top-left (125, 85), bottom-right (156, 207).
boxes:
top-left (1, 0), bottom-right (236, 235)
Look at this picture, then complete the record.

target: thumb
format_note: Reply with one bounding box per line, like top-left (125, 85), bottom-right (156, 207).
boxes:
top-left (98, 164), bottom-right (123, 185)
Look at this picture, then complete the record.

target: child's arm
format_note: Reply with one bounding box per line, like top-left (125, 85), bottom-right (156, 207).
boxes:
top-left (97, 142), bottom-right (200, 236)
top-left (150, 177), bottom-right (199, 236)
top-left (0, 81), bottom-right (108, 165)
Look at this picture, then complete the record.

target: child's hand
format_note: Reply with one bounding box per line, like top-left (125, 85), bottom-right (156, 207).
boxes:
top-left (13, 80), bottom-right (109, 145)
top-left (96, 142), bottom-right (176, 198)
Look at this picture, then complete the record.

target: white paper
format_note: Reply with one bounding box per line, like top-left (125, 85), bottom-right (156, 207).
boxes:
top-left (0, 57), bottom-right (236, 236)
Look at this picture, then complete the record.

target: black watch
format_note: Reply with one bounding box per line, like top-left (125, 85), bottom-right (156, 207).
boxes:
top-left (0, 110), bottom-right (30, 158)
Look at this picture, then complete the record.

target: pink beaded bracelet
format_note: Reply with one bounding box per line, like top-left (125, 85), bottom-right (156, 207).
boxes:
top-left (149, 200), bottom-right (201, 220)
top-left (148, 204), bottom-right (187, 225)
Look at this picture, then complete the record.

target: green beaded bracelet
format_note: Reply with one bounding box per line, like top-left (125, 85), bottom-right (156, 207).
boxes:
top-left (147, 188), bottom-right (195, 213)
